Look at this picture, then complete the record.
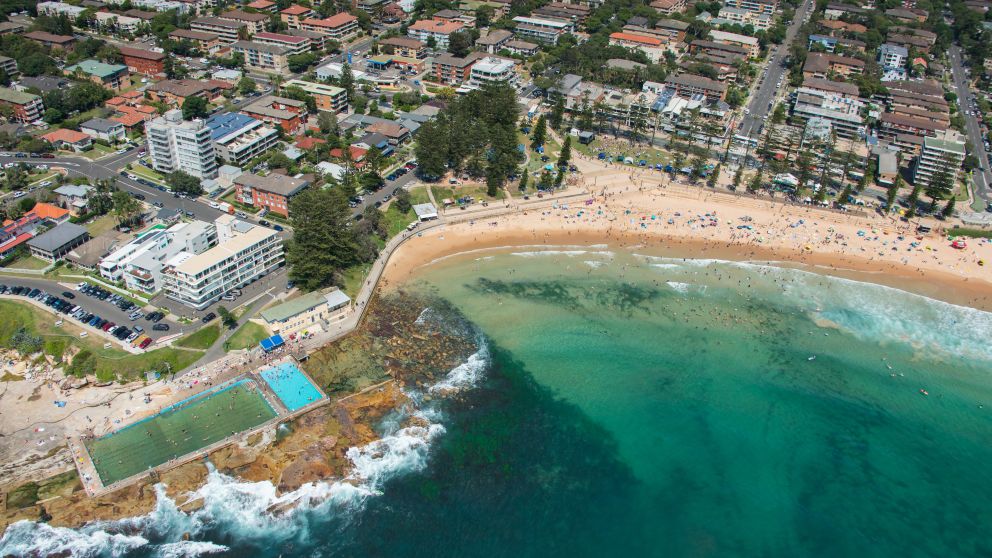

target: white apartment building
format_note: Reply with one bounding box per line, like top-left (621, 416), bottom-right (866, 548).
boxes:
top-left (230, 40), bottom-right (291, 73)
top-left (37, 2), bottom-right (85, 17)
top-left (716, 6), bottom-right (772, 28)
top-left (205, 112), bottom-right (279, 166)
top-left (191, 16), bottom-right (246, 43)
top-left (145, 109), bottom-right (219, 179)
top-left (163, 215), bottom-right (284, 309)
top-left (913, 132), bottom-right (965, 187)
top-left (791, 87), bottom-right (866, 139)
top-left (512, 16), bottom-right (573, 44)
top-left (722, 0), bottom-right (777, 15)
top-left (99, 220), bottom-right (217, 294)
top-left (465, 57), bottom-right (519, 89)
top-left (94, 12), bottom-right (143, 33)
top-left (878, 43), bottom-right (908, 70)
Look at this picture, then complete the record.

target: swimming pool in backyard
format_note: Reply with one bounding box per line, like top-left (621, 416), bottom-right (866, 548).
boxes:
top-left (259, 362), bottom-right (325, 411)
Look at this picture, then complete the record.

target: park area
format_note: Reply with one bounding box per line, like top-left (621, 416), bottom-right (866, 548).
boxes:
top-left (84, 378), bottom-right (276, 486)
top-left (0, 300), bottom-right (201, 381)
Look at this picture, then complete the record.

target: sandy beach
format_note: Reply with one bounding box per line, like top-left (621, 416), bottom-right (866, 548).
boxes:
top-left (382, 163), bottom-right (992, 311)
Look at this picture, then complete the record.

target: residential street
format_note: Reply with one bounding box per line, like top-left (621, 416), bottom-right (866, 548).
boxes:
top-left (948, 45), bottom-right (992, 209)
top-left (738, 0), bottom-right (815, 138)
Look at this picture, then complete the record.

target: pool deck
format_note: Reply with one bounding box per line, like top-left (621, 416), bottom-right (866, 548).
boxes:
top-left (69, 357), bottom-right (329, 498)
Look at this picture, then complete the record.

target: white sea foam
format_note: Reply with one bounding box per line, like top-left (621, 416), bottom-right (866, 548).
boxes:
top-left (413, 307), bottom-right (435, 326)
top-left (155, 541), bottom-right (229, 558)
top-left (0, 326), bottom-right (492, 556)
top-left (0, 520), bottom-right (148, 557)
top-left (666, 281), bottom-right (691, 294)
top-left (583, 260), bottom-right (607, 269)
top-left (639, 255), bottom-right (992, 362)
top-left (429, 341), bottom-right (490, 394)
top-left (511, 250), bottom-right (615, 258)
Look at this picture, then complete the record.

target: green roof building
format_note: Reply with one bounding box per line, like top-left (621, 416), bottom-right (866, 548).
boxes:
top-left (65, 60), bottom-right (129, 90)
top-left (259, 288), bottom-right (352, 336)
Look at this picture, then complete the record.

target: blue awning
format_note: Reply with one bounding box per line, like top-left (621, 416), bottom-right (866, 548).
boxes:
top-left (259, 334), bottom-right (285, 352)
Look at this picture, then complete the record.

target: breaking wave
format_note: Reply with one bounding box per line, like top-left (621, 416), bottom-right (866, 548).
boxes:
top-left (0, 309), bottom-right (491, 558)
top-left (511, 250), bottom-right (615, 258)
top-left (640, 255), bottom-right (992, 362)
top-left (666, 281), bottom-right (691, 294)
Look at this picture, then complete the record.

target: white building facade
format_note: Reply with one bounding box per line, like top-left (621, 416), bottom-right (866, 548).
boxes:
top-left (145, 110), bottom-right (219, 179)
top-left (162, 216), bottom-right (284, 309)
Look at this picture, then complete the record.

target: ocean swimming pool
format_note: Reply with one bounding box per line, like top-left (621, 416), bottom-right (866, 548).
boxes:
top-left (85, 379), bottom-right (277, 486)
top-left (260, 362), bottom-right (324, 411)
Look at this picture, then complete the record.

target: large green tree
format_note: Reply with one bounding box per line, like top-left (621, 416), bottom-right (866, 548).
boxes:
top-left (182, 95), bottom-right (209, 120)
top-left (531, 115), bottom-right (547, 149)
top-left (287, 188), bottom-right (370, 291)
top-left (112, 190), bottom-right (141, 225)
top-left (925, 155), bottom-right (957, 212)
top-left (166, 171), bottom-right (203, 196)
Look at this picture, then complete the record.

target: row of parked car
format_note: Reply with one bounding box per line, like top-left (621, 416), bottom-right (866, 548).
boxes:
top-left (77, 282), bottom-right (170, 330)
top-left (78, 282), bottom-right (139, 313)
top-left (385, 161), bottom-right (418, 182)
top-left (0, 285), bottom-right (154, 349)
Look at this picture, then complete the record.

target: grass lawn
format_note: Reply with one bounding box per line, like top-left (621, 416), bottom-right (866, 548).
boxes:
top-left (175, 324), bottom-right (220, 350)
top-left (85, 213), bottom-right (119, 236)
top-left (28, 171), bottom-right (59, 185)
top-left (0, 300), bottom-right (202, 381)
top-left (949, 227), bottom-right (992, 238)
top-left (528, 141), bottom-right (562, 174)
top-left (573, 136), bottom-right (674, 167)
top-left (80, 144), bottom-right (115, 160)
top-left (954, 181), bottom-right (971, 202)
top-left (223, 321), bottom-right (268, 352)
top-left (408, 185), bottom-right (432, 205)
top-left (129, 164), bottom-right (166, 184)
top-left (381, 203), bottom-right (417, 237)
top-left (221, 192), bottom-right (260, 214)
top-left (341, 263), bottom-right (372, 299)
top-left (261, 211), bottom-right (289, 224)
top-left (3, 256), bottom-right (50, 270)
top-left (431, 184), bottom-right (504, 205)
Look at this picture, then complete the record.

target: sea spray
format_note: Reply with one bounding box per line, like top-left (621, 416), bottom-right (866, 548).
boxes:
top-left (154, 541), bottom-right (228, 558)
top-left (0, 305), bottom-right (492, 558)
top-left (0, 520), bottom-right (149, 558)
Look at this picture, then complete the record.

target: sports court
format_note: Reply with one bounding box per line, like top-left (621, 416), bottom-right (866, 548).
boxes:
top-left (84, 379), bottom-right (277, 486)
top-left (259, 361), bottom-right (325, 411)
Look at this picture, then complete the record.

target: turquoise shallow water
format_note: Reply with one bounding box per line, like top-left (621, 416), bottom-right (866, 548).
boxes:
top-left (386, 248), bottom-right (992, 557)
top-left (3, 247), bottom-right (992, 557)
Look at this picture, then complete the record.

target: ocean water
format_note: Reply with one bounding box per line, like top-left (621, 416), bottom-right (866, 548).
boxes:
top-left (4, 248), bottom-right (992, 557)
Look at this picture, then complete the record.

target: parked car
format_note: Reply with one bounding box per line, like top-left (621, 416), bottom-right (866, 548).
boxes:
top-left (62, 291), bottom-right (75, 299)
top-left (201, 312), bottom-right (216, 323)
top-left (152, 323), bottom-right (170, 331)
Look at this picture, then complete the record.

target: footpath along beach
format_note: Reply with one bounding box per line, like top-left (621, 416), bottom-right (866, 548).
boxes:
top-left (383, 166), bottom-right (992, 311)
